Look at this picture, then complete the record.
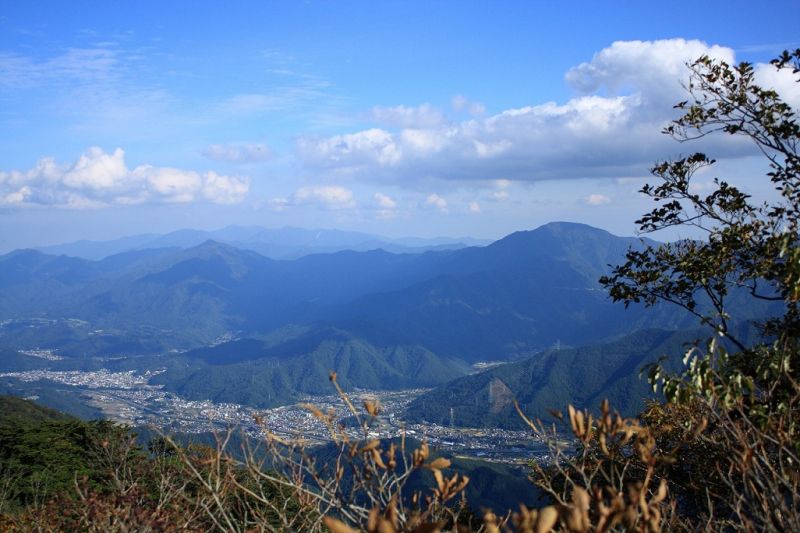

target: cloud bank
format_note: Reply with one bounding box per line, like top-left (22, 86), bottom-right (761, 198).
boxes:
top-left (294, 185), bottom-right (356, 209)
top-left (296, 39), bottom-right (799, 188)
top-left (268, 185), bottom-right (357, 212)
top-left (0, 147), bottom-right (250, 208)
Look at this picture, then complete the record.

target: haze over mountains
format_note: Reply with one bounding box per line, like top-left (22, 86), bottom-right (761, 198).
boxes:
top-left (0, 222), bottom-right (771, 414)
top-left (34, 225), bottom-right (489, 260)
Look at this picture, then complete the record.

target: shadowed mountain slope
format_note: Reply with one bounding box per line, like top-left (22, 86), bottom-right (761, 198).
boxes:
top-left (403, 328), bottom-right (707, 429)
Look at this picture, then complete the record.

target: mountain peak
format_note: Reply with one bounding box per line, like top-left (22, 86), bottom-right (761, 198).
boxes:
top-left (536, 221), bottom-right (616, 235)
top-left (490, 222), bottom-right (640, 250)
top-left (0, 248), bottom-right (49, 262)
top-left (184, 239), bottom-right (244, 256)
top-left (171, 239), bottom-right (272, 269)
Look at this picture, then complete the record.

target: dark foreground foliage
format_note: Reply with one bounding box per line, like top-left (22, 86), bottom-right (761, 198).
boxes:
top-left (0, 398), bottom-right (300, 531)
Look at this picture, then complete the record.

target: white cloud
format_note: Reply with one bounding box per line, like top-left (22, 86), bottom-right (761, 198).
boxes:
top-left (452, 95), bottom-right (486, 116)
top-left (63, 147), bottom-right (128, 190)
top-left (203, 143), bottom-right (271, 163)
top-left (297, 39), bottom-right (795, 188)
top-left (374, 192), bottom-right (397, 209)
top-left (130, 165), bottom-right (202, 203)
top-left (754, 62), bottom-right (800, 110)
top-left (299, 128), bottom-right (401, 171)
top-left (202, 171), bottom-right (251, 204)
top-left (371, 104), bottom-right (447, 129)
top-left (565, 39), bottom-right (734, 106)
top-left (489, 179), bottom-right (511, 201)
top-left (0, 147), bottom-right (250, 208)
top-left (586, 193), bottom-right (611, 205)
top-left (267, 196), bottom-right (290, 212)
top-left (294, 185), bottom-right (356, 209)
top-left (491, 190), bottom-right (509, 201)
top-left (373, 192), bottom-right (398, 219)
top-left (264, 185), bottom-right (358, 212)
top-left (426, 193), bottom-right (448, 211)
top-left (0, 186), bottom-right (31, 205)
top-left (468, 201), bottom-right (481, 213)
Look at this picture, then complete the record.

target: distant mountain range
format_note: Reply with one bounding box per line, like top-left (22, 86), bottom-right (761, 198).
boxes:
top-left (35, 225), bottom-right (490, 260)
top-left (0, 222), bottom-right (775, 407)
top-left (0, 222), bottom-right (681, 352)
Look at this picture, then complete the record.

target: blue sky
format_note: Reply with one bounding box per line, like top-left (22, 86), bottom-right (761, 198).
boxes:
top-left (1, 1), bottom-right (799, 251)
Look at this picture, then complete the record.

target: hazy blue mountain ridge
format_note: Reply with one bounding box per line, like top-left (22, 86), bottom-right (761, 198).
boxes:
top-left (0, 221), bottom-right (779, 410)
top-left (0, 223), bottom-right (699, 357)
top-left (35, 225), bottom-right (488, 261)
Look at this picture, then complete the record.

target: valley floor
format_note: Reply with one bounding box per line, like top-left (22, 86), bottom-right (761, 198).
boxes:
top-left (0, 368), bottom-right (549, 463)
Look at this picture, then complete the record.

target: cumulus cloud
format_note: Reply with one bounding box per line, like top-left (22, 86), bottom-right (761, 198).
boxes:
top-left (0, 147), bottom-right (250, 208)
top-left (297, 39), bottom-right (798, 187)
top-left (425, 193), bottom-right (448, 211)
top-left (374, 192), bottom-right (397, 209)
top-left (203, 143), bottom-right (271, 163)
top-left (294, 185), bottom-right (356, 209)
top-left (451, 95), bottom-right (486, 116)
top-left (490, 179), bottom-right (511, 201)
top-left (373, 192), bottom-right (398, 219)
top-left (564, 39), bottom-right (734, 105)
top-left (370, 104), bottom-right (447, 129)
top-left (264, 185), bottom-right (358, 212)
top-left (468, 201), bottom-right (481, 213)
top-left (586, 193), bottom-right (611, 205)
top-left (754, 62), bottom-right (800, 110)
top-left (202, 171), bottom-right (251, 203)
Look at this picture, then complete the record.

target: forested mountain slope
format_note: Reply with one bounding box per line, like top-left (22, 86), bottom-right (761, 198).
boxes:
top-left (404, 328), bottom-right (720, 429)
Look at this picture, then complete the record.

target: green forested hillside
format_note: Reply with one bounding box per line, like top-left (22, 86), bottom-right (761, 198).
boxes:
top-left (404, 328), bottom-right (709, 429)
top-left (0, 396), bottom-right (299, 530)
top-left (0, 397), bottom-right (130, 509)
top-left (154, 328), bottom-right (471, 406)
top-left (0, 395), bottom-right (71, 425)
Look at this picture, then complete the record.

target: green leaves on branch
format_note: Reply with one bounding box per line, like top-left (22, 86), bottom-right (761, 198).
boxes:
top-left (601, 49), bottom-right (800, 373)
